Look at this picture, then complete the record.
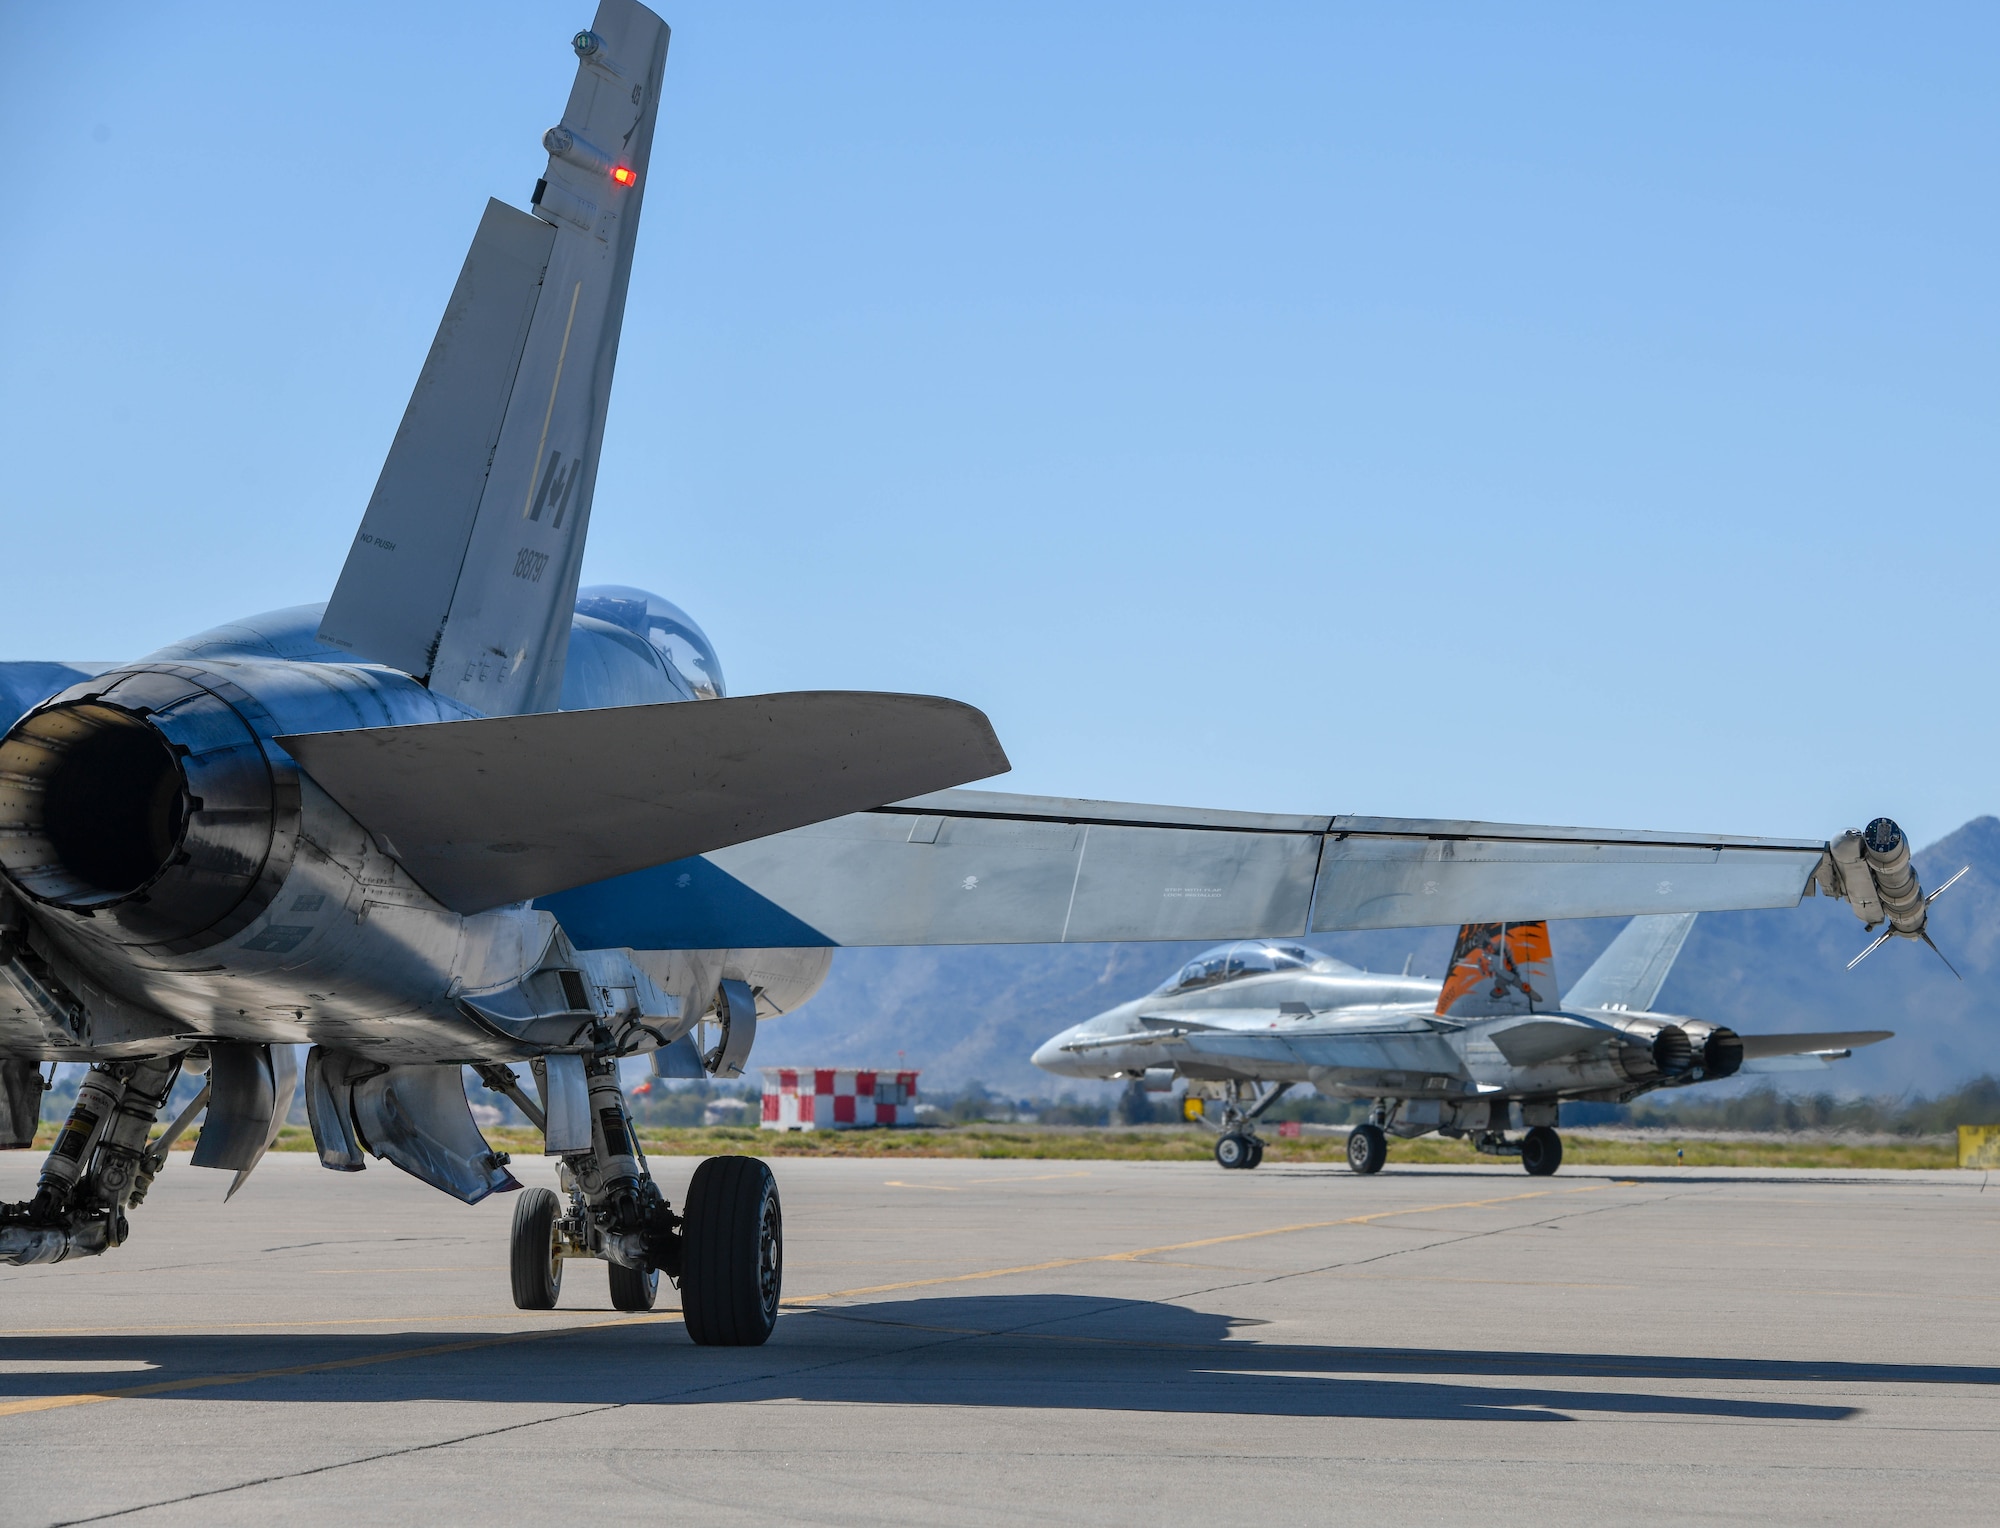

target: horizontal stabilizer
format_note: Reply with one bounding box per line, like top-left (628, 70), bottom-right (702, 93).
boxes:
top-left (1737, 1030), bottom-right (1893, 1060)
top-left (1487, 1017), bottom-right (1613, 1067)
top-left (280, 693), bottom-right (1007, 914)
top-left (1563, 913), bottom-right (1696, 1012)
top-left (539, 792), bottom-right (1839, 950)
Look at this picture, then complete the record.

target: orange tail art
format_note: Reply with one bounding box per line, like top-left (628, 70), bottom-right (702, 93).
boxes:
top-left (1435, 920), bottom-right (1559, 1018)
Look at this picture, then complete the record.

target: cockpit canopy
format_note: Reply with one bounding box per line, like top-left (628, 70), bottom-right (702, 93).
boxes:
top-left (573, 585), bottom-right (726, 700)
top-left (1155, 940), bottom-right (1354, 994)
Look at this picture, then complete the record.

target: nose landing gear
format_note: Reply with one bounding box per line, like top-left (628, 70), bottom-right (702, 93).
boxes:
top-left (1214, 1132), bottom-right (1263, 1170)
top-left (1203, 1080), bottom-right (1290, 1171)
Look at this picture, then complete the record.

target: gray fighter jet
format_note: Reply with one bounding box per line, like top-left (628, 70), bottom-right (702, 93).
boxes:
top-left (1033, 915), bottom-right (1901, 1175)
top-left (0, 1), bottom-right (1944, 1344)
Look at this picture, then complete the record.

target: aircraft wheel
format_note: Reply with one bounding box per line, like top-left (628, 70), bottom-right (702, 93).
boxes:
top-left (1521, 1125), bottom-right (1563, 1176)
top-left (680, 1156), bottom-right (783, 1346)
top-left (1346, 1123), bottom-right (1387, 1175)
top-left (609, 1260), bottom-right (660, 1312)
top-left (1214, 1133), bottom-right (1250, 1170)
top-left (1245, 1137), bottom-right (1265, 1169)
top-left (510, 1187), bottom-right (564, 1310)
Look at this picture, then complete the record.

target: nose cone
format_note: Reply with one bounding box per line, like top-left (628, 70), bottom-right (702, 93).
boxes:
top-left (1031, 1027), bottom-right (1081, 1076)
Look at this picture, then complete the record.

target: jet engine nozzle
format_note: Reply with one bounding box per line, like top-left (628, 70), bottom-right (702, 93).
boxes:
top-left (1649, 1024), bottom-right (1693, 1078)
top-left (1700, 1025), bottom-right (1744, 1080)
top-left (0, 669), bottom-right (290, 951)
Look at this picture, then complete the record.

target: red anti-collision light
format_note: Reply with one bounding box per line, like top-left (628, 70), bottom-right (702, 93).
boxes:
top-left (611, 165), bottom-right (638, 186)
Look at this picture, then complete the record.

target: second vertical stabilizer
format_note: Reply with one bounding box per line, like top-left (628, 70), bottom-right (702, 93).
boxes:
top-left (318, 0), bottom-right (671, 715)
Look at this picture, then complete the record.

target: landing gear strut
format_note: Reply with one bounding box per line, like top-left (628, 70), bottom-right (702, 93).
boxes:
top-left (509, 1045), bottom-right (782, 1344)
top-left (0, 1056), bottom-right (185, 1265)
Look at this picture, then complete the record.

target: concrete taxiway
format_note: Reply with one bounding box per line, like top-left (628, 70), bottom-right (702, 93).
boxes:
top-left (2, 1150), bottom-right (1997, 1526)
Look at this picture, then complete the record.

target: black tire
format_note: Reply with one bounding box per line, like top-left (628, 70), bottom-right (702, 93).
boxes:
top-left (1245, 1137), bottom-right (1265, 1169)
top-left (1521, 1125), bottom-right (1563, 1176)
top-left (680, 1156), bottom-right (783, 1346)
top-left (1214, 1133), bottom-right (1250, 1169)
top-left (510, 1187), bottom-right (563, 1310)
top-left (1346, 1123), bottom-right (1387, 1175)
top-left (609, 1260), bottom-right (660, 1312)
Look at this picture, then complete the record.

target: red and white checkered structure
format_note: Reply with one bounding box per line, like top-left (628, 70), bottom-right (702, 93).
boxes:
top-left (761, 1067), bottom-right (920, 1130)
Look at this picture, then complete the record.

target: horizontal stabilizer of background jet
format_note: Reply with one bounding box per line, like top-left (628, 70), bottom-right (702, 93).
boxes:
top-left (1562, 912), bottom-right (1698, 1012)
top-left (537, 792), bottom-right (1836, 950)
top-left (279, 692), bottom-right (1008, 913)
top-left (1737, 1030), bottom-right (1892, 1060)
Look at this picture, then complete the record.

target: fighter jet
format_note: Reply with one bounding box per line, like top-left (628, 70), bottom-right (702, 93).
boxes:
top-left (1033, 914), bottom-right (1903, 1175)
top-left (0, 2), bottom-right (1944, 1345)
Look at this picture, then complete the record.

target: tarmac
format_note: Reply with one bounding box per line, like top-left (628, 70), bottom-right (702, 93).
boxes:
top-left (2, 1149), bottom-right (1997, 1526)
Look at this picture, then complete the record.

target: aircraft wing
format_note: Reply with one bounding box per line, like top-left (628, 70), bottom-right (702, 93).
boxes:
top-left (538, 789), bottom-right (1852, 949)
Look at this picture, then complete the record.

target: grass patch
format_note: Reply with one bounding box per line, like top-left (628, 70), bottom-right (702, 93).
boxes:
top-left (28, 1123), bottom-right (1959, 1172)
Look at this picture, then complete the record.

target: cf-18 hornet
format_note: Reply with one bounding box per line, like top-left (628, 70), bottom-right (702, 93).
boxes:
top-left (0, 3), bottom-right (1945, 1344)
top-left (1033, 914), bottom-right (1924, 1175)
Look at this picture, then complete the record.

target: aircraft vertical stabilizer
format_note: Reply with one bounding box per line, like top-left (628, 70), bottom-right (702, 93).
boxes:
top-left (1561, 912), bottom-right (1697, 1012)
top-left (319, 0), bottom-right (671, 715)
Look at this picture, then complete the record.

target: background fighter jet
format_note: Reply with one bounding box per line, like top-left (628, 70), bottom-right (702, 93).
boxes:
top-left (0, 1), bottom-right (1944, 1344)
top-left (1033, 915), bottom-right (1897, 1176)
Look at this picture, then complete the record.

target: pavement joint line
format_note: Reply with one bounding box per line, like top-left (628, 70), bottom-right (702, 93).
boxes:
top-left (0, 1312), bottom-right (678, 1420)
top-left (782, 1184), bottom-right (1613, 1304)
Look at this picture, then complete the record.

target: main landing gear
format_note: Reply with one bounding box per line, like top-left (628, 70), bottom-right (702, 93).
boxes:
top-left (0, 1056), bottom-right (191, 1266)
top-left (1473, 1123), bottom-right (1564, 1176)
top-left (1346, 1122), bottom-right (1388, 1175)
top-left (496, 1053), bottom-right (782, 1345)
top-left (1519, 1125), bottom-right (1563, 1177)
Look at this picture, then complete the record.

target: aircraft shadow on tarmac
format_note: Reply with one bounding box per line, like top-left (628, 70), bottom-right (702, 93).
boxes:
top-left (4, 1294), bottom-right (1989, 1422)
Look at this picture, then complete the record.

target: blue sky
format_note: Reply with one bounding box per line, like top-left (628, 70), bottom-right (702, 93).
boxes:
top-left (3, 2), bottom-right (1995, 846)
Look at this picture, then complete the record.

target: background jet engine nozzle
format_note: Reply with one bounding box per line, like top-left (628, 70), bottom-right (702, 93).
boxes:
top-left (1668, 1018), bottom-right (1744, 1083)
top-left (0, 670), bottom-right (290, 951)
top-left (1648, 1023), bottom-right (1693, 1078)
top-left (1602, 1013), bottom-right (1695, 1082)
